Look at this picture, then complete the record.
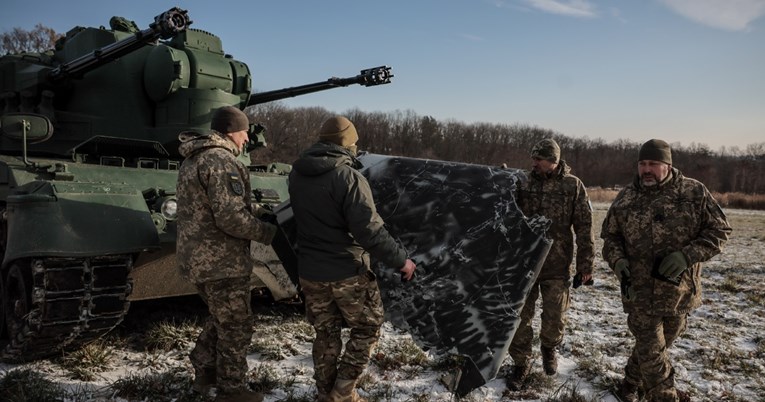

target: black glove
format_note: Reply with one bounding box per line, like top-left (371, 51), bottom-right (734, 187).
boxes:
top-left (614, 259), bottom-right (630, 279)
top-left (614, 259), bottom-right (635, 301)
top-left (572, 272), bottom-right (594, 289)
top-left (259, 212), bottom-right (278, 226)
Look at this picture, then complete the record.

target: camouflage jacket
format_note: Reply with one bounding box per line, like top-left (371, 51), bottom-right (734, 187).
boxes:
top-left (516, 160), bottom-right (595, 281)
top-left (176, 131), bottom-right (276, 284)
top-left (288, 142), bottom-right (407, 282)
top-left (601, 168), bottom-right (731, 315)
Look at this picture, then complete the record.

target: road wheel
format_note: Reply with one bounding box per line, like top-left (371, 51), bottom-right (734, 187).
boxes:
top-left (3, 262), bottom-right (32, 349)
top-left (0, 205), bottom-right (6, 257)
top-left (0, 272), bottom-right (5, 340)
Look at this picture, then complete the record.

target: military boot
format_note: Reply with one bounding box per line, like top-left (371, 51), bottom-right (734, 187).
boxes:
top-left (541, 346), bottom-right (558, 375)
top-left (214, 388), bottom-right (264, 402)
top-left (506, 364), bottom-right (531, 391)
top-left (614, 379), bottom-right (639, 402)
top-left (327, 379), bottom-right (367, 402)
top-left (191, 367), bottom-right (216, 394)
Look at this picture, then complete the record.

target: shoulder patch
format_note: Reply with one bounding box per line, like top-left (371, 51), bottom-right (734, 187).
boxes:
top-left (228, 172), bottom-right (244, 196)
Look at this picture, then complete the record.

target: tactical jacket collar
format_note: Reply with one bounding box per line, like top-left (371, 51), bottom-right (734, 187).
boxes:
top-left (531, 159), bottom-right (571, 181)
top-left (178, 130), bottom-right (240, 158)
top-left (633, 167), bottom-right (683, 192)
top-left (292, 141), bottom-right (360, 177)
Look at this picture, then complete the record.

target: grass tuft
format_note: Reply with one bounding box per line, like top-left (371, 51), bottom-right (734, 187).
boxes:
top-left (371, 337), bottom-right (429, 372)
top-left (144, 320), bottom-right (200, 352)
top-left (248, 362), bottom-right (282, 393)
top-left (0, 368), bottom-right (62, 402)
top-left (574, 355), bottom-right (608, 381)
top-left (111, 368), bottom-right (202, 402)
top-left (58, 340), bottom-right (114, 381)
top-left (546, 380), bottom-right (599, 402)
top-left (248, 317), bottom-right (312, 360)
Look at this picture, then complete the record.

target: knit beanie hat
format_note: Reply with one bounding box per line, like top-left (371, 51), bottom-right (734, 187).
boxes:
top-left (211, 106), bottom-right (249, 134)
top-left (531, 139), bottom-right (561, 163)
top-left (638, 139), bottom-right (672, 164)
top-left (318, 116), bottom-right (359, 147)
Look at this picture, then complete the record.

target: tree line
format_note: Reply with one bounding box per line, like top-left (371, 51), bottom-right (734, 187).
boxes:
top-left (0, 24), bottom-right (58, 54)
top-left (247, 102), bottom-right (765, 196)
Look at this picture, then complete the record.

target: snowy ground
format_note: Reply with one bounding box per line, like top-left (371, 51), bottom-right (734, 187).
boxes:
top-left (1, 204), bottom-right (764, 401)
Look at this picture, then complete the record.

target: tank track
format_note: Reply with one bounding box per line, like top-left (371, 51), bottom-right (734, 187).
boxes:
top-left (2, 255), bottom-right (133, 362)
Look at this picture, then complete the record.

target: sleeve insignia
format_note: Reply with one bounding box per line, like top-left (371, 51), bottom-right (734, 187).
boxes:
top-left (228, 172), bottom-right (244, 196)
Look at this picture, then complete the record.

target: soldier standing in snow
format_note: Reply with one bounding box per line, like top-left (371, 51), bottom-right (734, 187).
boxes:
top-left (602, 139), bottom-right (731, 402)
top-left (288, 116), bottom-right (416, 402)
top-left (176, 106), bottom-right (277, 402)
top-left (506, 138), bottom-right (595, 390)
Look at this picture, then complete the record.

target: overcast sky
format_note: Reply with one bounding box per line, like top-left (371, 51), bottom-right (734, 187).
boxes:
top-left (2, 0), bottom-right (763, 151)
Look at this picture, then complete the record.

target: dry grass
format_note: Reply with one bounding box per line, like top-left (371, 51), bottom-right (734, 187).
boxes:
top-left (586, 187), bottom-right (621, 203)
top-left (371, 336), bottom-right (429, 372)
top-left (144, 320), bottom-right (200, 352)
top-left (712, 192), bottom-right (765, 210)
top-left (58, 340), bottom-right (114, 381)
top-left (588, 187), bottom-right (765, 211)
top-left (0, 368), bottom-right (62, 402)
top-left (111, 368), bottom-right (202, 402)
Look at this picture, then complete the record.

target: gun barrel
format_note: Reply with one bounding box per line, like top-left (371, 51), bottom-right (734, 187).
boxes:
top-left (247, 66), bottom-right (393, 106)
top-left (48, 7), bottom-right (191, 83)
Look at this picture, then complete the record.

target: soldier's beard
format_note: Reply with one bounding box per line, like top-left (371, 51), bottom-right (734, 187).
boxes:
top-left (641, 174), bottom-right (657, 186)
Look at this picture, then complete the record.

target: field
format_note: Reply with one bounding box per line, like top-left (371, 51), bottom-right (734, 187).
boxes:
top-left (1, 205), bottom-right (764, 401)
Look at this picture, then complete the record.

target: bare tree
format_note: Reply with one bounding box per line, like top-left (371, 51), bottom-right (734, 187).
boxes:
top-left (245, 103), bottom-right (765, 195)
top-left (1, 24), bottom-right (59, 55)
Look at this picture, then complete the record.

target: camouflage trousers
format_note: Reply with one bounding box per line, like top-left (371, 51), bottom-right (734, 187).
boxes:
top-left (300, 272), bottom-right (384, 395)
top-left (190, 276), bottom-right (254, 393)
top-left (624, 311), bottom-right (687, 402)
top-left (509, 279), bottom-right (570, 366)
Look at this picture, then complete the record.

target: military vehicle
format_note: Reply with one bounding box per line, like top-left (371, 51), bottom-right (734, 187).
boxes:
top-left (0, 7), bottom-right (392, 361)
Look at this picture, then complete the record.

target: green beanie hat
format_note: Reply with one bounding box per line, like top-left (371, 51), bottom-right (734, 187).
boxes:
top-left (638, 139), bottom-right (672, 164)
top-left (531, 139), bottom-right (561, 163)
top-left (318, 116), bottom-right (359, 147)
top-left (211, 106), bottom-right (249, 134)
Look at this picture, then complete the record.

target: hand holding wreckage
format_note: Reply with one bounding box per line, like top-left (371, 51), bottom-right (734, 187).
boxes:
top-left (400, 259), bottom-right (416, 281)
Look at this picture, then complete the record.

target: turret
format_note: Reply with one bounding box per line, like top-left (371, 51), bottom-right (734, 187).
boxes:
top-left (48, 8), bottom-right (190, 83)
top-left (0, 8), bottom-right (392, 164)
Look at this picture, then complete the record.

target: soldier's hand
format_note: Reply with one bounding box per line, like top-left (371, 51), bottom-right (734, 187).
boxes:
top-left (400, 259), bottom-right (416, 282)
top-left (254, 203), bottom-right (273, 218)
top-left (614, 259), bottom-right (630, 280)
top-left (613, 259), bottom-right (636, 301)
top-left (573, 272), bottom-right (593, 288)
top-left (658, 251), bottom-right (688, 280)
top-left (622, 281), bottom-right (636, 302)
top-left (259, 212), bottom-right (278, 226)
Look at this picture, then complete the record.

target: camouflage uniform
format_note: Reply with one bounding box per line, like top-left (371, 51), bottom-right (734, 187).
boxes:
top-left (176, 130), bottom-right (276, 393)
top-left (509, 159), bottom-right (595, 366)
top-left (289, 138), bottom-right (407, 398)
top-left (602, 167), bottom-right (731, 401)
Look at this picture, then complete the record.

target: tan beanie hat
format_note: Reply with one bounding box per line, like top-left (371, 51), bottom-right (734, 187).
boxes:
top-left (638, 139), bottom-right (672, 164)
top-left (318, 116), bottom-right (359, 147)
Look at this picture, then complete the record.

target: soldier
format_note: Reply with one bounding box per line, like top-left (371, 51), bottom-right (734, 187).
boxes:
top-left (602, 139), bottom-right (731, 402)
top-left (288, 116), bottom-right (416, 402)
top-left (176, 106), bottom-right (277, 402)
top-left (507, 138), bottom-right (595, 390)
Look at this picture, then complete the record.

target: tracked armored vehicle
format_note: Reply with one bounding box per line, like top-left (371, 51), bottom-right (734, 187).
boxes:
top-left (0, 7), bottom-right (392, 361)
